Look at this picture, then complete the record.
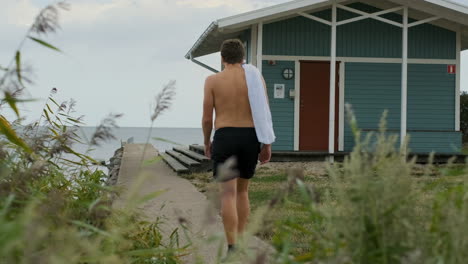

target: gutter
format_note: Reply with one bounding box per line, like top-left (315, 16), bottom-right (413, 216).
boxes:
top-left (185, 21), bottom-right (218, 59)
top-left (185, 21), bottom-right (220, 73)
top-left (190, 56), bottom-right (219, 73)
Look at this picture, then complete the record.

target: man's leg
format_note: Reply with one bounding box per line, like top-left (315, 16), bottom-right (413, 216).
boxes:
top-left (220, 178), bottom-right (238, 246)
top-left (236, 178), bottom-right (250, 235)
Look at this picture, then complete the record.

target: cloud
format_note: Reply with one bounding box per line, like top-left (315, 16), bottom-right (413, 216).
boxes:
top-left (60, 0), bottom-right (131, 25)
top-left (57, 0), bottom-right (240, 25)
top-left (2, 0), bottom-right (289, 30)
top-left (175, 0), bottom-right (255, 12)
top-left (5, 0), bottom-right (465, 129)
top-left (4, 0), bottom-right (40, 28)
top-left (175, 0), bottom-right (289, 12)
top-left (47, 0), bottom-right (288, 26)
top-left (3, 0), bottom-right (277, 127)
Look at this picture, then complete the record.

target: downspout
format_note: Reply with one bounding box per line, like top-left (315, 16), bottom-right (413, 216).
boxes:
top-left (190, 55), bottom-right (219, 73)
top-left (186, 21), bottom-right (220, 73)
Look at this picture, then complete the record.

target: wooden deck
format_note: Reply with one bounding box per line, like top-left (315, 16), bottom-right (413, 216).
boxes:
top-left (273, 151), bottom-right (468, 164)
top-left (188, 144), bottom-right (467, 164)
top-left (271, 151), bottom-right (348, 162)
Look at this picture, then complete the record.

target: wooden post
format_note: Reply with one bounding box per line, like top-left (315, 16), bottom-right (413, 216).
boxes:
top-left (257, 21), bottom-right (263, 73)
top-left (329, 2), bottom-right (337, 157)
top-left (456, 26), bottom-right (461, 131)
top-left (401, 7), bottom-right (408, 149)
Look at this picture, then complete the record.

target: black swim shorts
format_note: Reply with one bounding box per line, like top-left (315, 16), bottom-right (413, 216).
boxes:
top-left (211, 127), bottom-right (261, 182)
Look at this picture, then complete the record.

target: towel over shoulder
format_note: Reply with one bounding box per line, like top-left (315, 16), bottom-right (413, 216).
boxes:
top-left (242, 64), bottom-right (276, 145)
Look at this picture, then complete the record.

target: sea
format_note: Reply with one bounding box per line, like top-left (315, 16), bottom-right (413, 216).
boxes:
top-left (74, 127), bottom-right (204, 162)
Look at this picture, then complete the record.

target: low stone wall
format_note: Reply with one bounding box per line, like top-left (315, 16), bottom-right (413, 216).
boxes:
top-left (106, 147), bottom-right (123, 186)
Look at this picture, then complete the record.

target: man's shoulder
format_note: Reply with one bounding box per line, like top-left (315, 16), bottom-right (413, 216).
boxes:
top-left (205, 72), bottom-right (221, 83)
top-left (204, 73), bottom-right (221, 92)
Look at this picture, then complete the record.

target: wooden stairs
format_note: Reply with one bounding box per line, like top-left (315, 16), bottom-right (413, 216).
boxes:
top-left (162, 144), bottom-right (468, 171)
top-left (161, 145), bottom-right (212, 175)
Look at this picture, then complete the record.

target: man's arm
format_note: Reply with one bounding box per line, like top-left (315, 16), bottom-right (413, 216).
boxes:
top-left (202, 76), bottom-right (214, 158)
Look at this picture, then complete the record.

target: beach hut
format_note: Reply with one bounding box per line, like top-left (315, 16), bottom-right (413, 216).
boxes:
top-left (186, 0), bottom-right (468, 156)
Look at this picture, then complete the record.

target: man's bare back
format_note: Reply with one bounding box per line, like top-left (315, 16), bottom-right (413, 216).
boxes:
top-left (205, 64), bottom-right (254, 129)
top-left (202, 62), bottom-right (271, 162)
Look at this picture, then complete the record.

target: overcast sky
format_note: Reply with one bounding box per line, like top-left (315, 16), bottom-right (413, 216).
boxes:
top-left (1, 0), bottom-right (467, 128)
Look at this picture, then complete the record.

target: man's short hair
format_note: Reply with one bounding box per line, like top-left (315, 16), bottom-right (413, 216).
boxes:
top-left (220, 39), bottom-right (245, 64)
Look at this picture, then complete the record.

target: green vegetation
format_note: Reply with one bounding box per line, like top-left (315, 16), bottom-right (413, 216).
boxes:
top-left (272, 118), bottom-right (468, 263)
top-left (0, 87), bottom-right (184, 262)
top-left (188, 116), bottom-right (468, 263)
top-left (0, 3), bottom-right (183, 263)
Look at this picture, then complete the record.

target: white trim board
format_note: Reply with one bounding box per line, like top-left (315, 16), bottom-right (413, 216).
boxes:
top-left (299, 11), bottom-right (332, 26)
top-left (294, 60), bottom-right (301, 151)
top-left (401, 6), bottom-right (408, 149)
top-left (456, 27), bottom-right (461, 131)
top-left (339, 62), bottom-right (345, 151)
top-left (336, 3), bottom-right (404, 27)
top-left (257, 22), bottom-right (263, 73)
top-left (262, 55), bottom-right (457, 64)
top-left (337, 6), bottom-right (404, 26)
top-left (250, 24), bottom-right (258, 66)
top-left (328, 2), bottom-right (337, 155)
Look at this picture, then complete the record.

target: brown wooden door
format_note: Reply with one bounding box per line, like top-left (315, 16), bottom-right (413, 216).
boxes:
top-left (299, 61), bottom-right (340, 151)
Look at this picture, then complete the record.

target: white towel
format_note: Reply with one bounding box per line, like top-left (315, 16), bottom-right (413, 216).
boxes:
top-left (243, 64), bottom-right (276, 145)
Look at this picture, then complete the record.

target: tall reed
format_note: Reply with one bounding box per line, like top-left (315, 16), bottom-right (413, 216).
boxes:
top-left (0, 2), bottom-right (184, 263)
top-left (260, 109), bottom-right (468, 264)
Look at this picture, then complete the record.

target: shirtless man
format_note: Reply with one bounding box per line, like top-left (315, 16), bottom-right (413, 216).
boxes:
top-left (202, 39), bottom-right (272, 253)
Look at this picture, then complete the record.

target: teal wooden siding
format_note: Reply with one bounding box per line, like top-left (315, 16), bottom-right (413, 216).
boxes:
top-left (262, 2), bottom-right (456, 59)
top-left (337, 19), bottom-right (402, 58)
top-left (239, 29), bottom-right (251, 63)
top-left (344, 63), bottom-right (460, 153)
top-left (407, 64), bottom-right (460, 153)
top-left (262, 60), bottom-right (295, 150)
top-left (408, 64), bottom-right (455, 130)
top-left (263, 15), bottom-right (331, 56)
top-left (344, 131), bottom-right (400, 153)
top-left (343, 131), bottom-right (461, 154)
top-left (408, 132), bottom-right (461, 153)
top-left (409, 25), bottom-right (456, 59)
top-left (344, 63), bottom-right (402, 151)
top-left (337, 3), bottom-right (402, 58)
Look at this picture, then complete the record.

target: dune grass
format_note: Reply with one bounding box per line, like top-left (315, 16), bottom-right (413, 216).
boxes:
top-left (0, 3), bottom-right (184, 262)
top-left (186, 156), bottom-right (468, 263)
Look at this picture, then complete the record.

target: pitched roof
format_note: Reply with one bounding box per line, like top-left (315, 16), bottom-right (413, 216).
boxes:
top-left (185, 0), bottom-right (468, 59)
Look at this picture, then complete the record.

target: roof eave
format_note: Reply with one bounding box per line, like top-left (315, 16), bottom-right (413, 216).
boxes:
top-left (218, 0), bottom-right (338, 30)
top-left (185, 22), bottom-right (218, 60)
top-left (185, 0), bottom-right (468, 58)
top-left (424, 0), bottom-right (468, 15)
